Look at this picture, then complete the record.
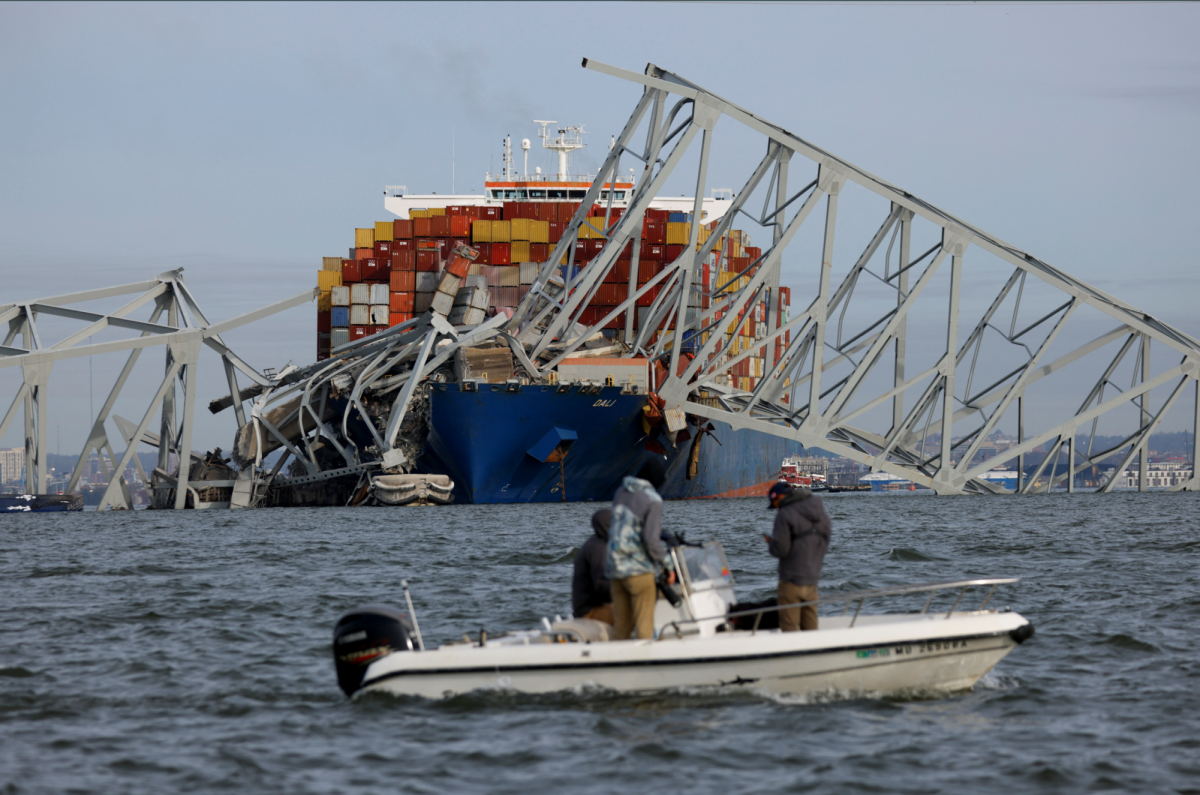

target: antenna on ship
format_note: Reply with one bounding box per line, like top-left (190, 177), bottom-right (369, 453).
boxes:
top-left (521, 138), bottom-right (531, 178)
top-left (535, 120), bottom-right (585, 180)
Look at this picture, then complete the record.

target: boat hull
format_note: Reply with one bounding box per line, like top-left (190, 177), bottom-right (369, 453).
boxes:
top-left (418, 383), bottom-right (800, 504)
top-left (358, 611), bottom-right (1032, 699)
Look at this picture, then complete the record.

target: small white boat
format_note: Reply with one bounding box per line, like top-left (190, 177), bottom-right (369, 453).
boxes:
top-left (332, 540), bottom-right (1034, 700)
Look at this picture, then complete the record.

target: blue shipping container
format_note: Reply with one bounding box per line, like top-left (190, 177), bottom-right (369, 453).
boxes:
top-left (331, 306), bottom-right (350, 327)
top-left (669, 212), bottom-right (691, 222)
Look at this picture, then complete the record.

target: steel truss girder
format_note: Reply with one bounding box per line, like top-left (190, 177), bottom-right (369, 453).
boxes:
top-left (507, 59), bottom-right (1200, 494)
top-left (0, 270), bottom-right (314, 507)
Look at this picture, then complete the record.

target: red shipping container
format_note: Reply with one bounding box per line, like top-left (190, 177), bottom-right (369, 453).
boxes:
top-left (666, 244), bottom-right (684, 262)
top-left (585, 239), bottom-right (604, 257)
top-left (342, 260), bottom-right (362, 283)
top-left (636, 285), bottom-right (661, 307)
top-left (502, 201), bottom-right (519, 220)
top-left (594, 284), bottom-right (623, 305)
top-left (390, 312), bottom-right (414, 327)
top-left (558, 202), bottom-right (581, 222)
top-left (393, 219), bottom-right (413, 240)
top-left (317, 311), bottom-right (332, 332)
top-left (415, 237), bottom-right (438, 250)
top-left (389, 292), bottom-right (415, 312)
top-left (449, 216), bottom-right (471, 238)
top-left (416, 251), bottom-right (439, 271)
top-left (638, 260), bottom-right (662, 282)
top-left (391, 250), bottom-right (416, 271)
top-left (529, 243), bottom-right (549, 262)
top-left (643, 220), bottom-right (666, 245)
top-left (450, 237), bottom-right (470, 251)
top-left (375, 240), bottom-right (393, 258)
top-left (355, 247), bottom-right (374, 260)
top-left (731, 256), bottom-right (751, 273)
top-left (537, 203), bottom-right (558, 222)
top-left (603, 261), bottom-right (632, 284)
top-left (392, 239), bottom-right (413, 251)
top-left (361, 258), bottom-right (381, 281)
top-left (430, 216), bottom-right (451, 238)
top-left (432, 238), bottom-right (451, 256)
top-left (444, 206), bottom-right (463, 216)
top-left (646, 208), bottom-right (669, 223)
top-left (746, 246), bottom-right (762, 261)
top-left (390, 270), bottom-right (416, 292)
top-left (413, 217), bottom-right (433, 237)
top-left (519, 202), bottom-right (539, 220)
top-left (574, 240), bottom-right (588, 260)
top-left (445, 255), bottom-right (469, 278)
top-left (488, 243), bottom-right (511, 266)
top-left (642, 243), bottom-right (666, 260)
top-left (479, 206), bottom-right (501, 221)
top-left (349, 325), bottom-right (371, 340)
top-left (617, 240), bottom-right (633, 263)
top-left (588, 204), bottom-right (603, 217)
top-left (548, 222), bottom-right (565, 243)
top-left (473, 242), bottom-right (490, 262)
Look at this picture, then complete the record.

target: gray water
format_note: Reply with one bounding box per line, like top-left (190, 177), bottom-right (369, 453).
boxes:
top-left (1, 493), bottom-right (1198, 794)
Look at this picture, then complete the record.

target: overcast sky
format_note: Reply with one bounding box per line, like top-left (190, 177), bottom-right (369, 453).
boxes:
top-left (2, 1), bottom-right (1198, 456)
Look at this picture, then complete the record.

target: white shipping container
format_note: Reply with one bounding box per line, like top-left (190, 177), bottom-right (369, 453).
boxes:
top-left (331, 328), bottom-right (349, 348)
top-left (431, 290), bottom-right (455, 316)
top-left (369, 283), bottom-right (389, 304)
top-left (465, 274), bottom-right (487, 289)
top-left (350, 304), bottom-right (371, 325)
top-left (519, 261), bottom-right (539, 285)
top-left (331, 285), bottom-right (351, 306)
top-left (350, 283), bottom-right (370, 305)
top-left (415, 272), bottom-right (439, 293)
top-left (454, 285), bottom-right (489, 309)
top-left (447, 305), bottom-right (487, 326)
top-left (437, 272), bottom-right (462, 296)
top-left (369, 305), bottom-right (390, 325)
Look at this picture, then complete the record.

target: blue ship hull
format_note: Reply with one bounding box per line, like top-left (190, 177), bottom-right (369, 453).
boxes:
top-left (418, 383), bottom-right (802, 504)
top-left (1, 494), bottom-right (84, 512)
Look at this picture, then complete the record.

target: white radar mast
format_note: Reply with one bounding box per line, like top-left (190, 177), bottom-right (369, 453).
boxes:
top-left (534, 121), bottom-right (585, 180)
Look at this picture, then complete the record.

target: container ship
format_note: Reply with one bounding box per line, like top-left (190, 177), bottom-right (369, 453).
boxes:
top-left (308, 124), bottom-right (801, 504)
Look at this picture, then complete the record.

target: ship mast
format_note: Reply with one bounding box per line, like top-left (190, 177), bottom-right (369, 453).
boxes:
top-left (534, 121), bottom-right (585, 180)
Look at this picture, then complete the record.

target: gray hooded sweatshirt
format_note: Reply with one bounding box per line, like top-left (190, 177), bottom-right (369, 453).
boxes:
top-left (767, 489), bottom-right (832, 586)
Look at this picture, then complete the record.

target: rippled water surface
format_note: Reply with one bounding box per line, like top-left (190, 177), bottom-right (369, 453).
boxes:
top-left (2, 493), bottom-right (1198, 793)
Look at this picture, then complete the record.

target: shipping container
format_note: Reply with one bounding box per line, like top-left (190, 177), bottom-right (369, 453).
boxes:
top-left (317, 291), bottom-right (333, 312)
top-left (316, 311), bottom-right (332, 333)
top-left (431, 216), bottom-right (451, 238)
top-left (416, 250), bottom-right (439, 271)
top-left (414, 217), bottom-right (433, 238)
top-left (415, 272), bottom-right (439, 292)
top-left (491, 220), bottom-right (512, 243)
top-left (331, 327), bottom-right (349, 348)
top-left (349, 325), bottom-right (375, 340)
top-left (369, 305), bottom-right (390, 325)
top-left (331, 306), bottom-right (350, 327)
top-left (392, 239), bottom-right (413, 251)
top-left (361, 258), bottom-right (382, 282)
top-left (391, 250), bottom-right (416, 271)
top-left (350, 305), bottom-right (370, 325)
top-left (437, 272), bottom-right (463, 297)
top-left (342, 260), bottom-right (362, 283)
top-left (548, 221), bottom-right (565, 243)
top-left (331, 286), bottom-right (351, 307)
top-left (355, 228), bottom-right (375, 249)
top-left (355, 248), bottom-right (374, 260)
top-left (472, 220), bottom-right (492, 243)
top-left (643, 220), bottom-right (666, 245)
top-left (317, 270), bottom-right (342, 291)
top-left (431, 291), bottom-right (455, 316)
top-left (414, 292), bottom-right (434, 313)
top-left (393, 219), bottom-right (413, 240)
top-left (349, 283), bottom-right (369, 305)
top-left (518, 261), bottom-right (539, 285)
top-left (447, 305), bottom-right (487, 326)
top-left (479, 206), bottom-right (501, 221)
top-left (510, 218), bottom-right (532, 241)
top-left (466, 274), bottom-right (488, 289)
top-left (389, 292), bottom-right (415, 312)
top-left (511, 241), bottom-right (531, 262)
top-left (491, 286), bottom-right (521, 307)
top-left (390, 312), bottom-right (415, 327)
top-left (428, 208), bottom-right (445, 216)
top-left (603, 261), bottom-right (632, 284)
top-left (530, 242), bottom-right (549, 262)
top-left (453, 285), bottom-right (489, 310)
top-left (489, 242), bottom-right (512, 266)
top-left (322, 256), bottom-right (343, 272)
top-left (666, 244), bottom-right (684, 262)
top-left (537, 203), bottom-right (558, 222)
top-left (368, 283), bottom-right (389, 304)
top-left (450, 215), bottom-right (471, 238)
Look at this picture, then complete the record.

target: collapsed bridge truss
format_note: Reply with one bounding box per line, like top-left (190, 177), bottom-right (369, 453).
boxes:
top-left (500, 59), bottom-right (1200, 494)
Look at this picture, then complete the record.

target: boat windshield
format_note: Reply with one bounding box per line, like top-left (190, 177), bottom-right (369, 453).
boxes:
top-left (679, 541), bottom-right (734, 593)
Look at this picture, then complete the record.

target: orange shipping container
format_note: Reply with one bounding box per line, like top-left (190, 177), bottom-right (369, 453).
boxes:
top-left (389, 292), bottom-right (415, 312)
top-left (413, 217), bottom-right (433, 237)
top-left (450, 215), bottom-right (471, 238)
top-left (431, 216), bottom-right (451, 238)
top-left (393, 219), bottom-right (413, 240)
top-left (390, 270), bottom-right (416, 291)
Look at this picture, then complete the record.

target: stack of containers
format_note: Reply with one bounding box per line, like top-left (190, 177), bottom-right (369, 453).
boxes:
top-left (320, 203), bottom-right (788, 380)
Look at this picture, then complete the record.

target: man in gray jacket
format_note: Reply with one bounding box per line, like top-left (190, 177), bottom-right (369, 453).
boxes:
top-left (764, 481), bottom-right (832, 631)
top-left (608, 457), bottom-right (675, 640)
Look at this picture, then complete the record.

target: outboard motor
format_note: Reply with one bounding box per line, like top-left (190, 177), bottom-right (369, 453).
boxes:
top-left (332, 604), bottom-right (417, 696)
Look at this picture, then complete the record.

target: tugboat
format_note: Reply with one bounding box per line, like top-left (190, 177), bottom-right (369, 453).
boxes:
top-left (779, 456), bottom-right (828, 492)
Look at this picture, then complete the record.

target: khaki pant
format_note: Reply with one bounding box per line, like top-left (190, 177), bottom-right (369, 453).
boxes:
top-left (582, 603), bottom-right (614, 626)
top-left (612, 573), bottom-right (657, 640)
top-left (778, 581), bottom-right (819, 632)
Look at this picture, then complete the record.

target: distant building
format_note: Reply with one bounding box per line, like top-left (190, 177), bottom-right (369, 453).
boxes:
top-left (1114, 461), bottom-right (1193, 489)
top-left (0, 448), bottom-right (23, 485)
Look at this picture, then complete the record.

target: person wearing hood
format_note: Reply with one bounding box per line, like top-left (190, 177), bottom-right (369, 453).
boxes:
top-left (764, 481), bottom-right (832, 632)
top-left (607, 457), bottom-right (675, 640)
top-left (572, 509), bottom-right (614, 625)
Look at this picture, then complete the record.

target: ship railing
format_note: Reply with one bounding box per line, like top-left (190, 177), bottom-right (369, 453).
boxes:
top-left (660, 577), bottom-right (1021, 638)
